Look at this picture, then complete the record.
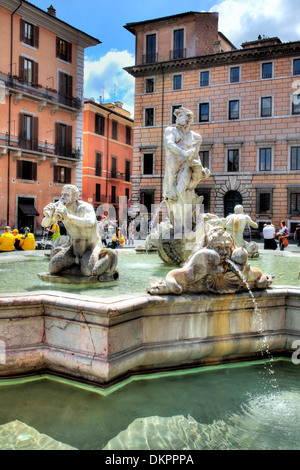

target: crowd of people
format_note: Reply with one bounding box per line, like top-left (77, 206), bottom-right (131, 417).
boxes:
top-left (0, 226), bottom-right (36, 253)
top-left (262, 221), bottom-right (291, 251)
top-left (97, 216), bottom-right (143, 248)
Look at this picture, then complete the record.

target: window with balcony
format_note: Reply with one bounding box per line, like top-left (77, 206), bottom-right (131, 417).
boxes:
top-left (173, 29), bottom-right (184, 59)
top-left (261, 96), bottom-right (272, 117)
top-left (262, 62), bottom-right (273, 79)
top-left (112, 120), bottom-right (118, 140)
top-left (53, 165), bottom-right (71, 184)
top-left (55, 123), bottom-right (73, 157)
top-left (58, 72), bottom-right (73, 107)
top-left (200, 71), bottom-right (210, 87)
top-left (20, 19), bottom-right (39, 48)
top-left (146, 34), bottom-right (156, 63)
top-left (259, 148), bottom-right (272, 171)
top-left (95, 152), bottom-right (102, 176)
top-left (227, 149), bottom-right (239, 172)
top-left (199, 103), bottom-right (210, 122)
top-left (95, 114), bottom-right (105, 135)
top-left (56, 37), bottom-right (72, 63)
top-left (19, 113), bottom-right (38, 151)
top-left (16, 160), bottom-right (37, 181)
top-left (19, 56), bottom-right (38, 85)
top-left (291, 146), bottom-right (300, 170)
top-left (229, 100), bottom-right (240, 120)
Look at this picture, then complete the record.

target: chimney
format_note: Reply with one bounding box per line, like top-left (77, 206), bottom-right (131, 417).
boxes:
top-left (47, 5), bottom-right (56, 17)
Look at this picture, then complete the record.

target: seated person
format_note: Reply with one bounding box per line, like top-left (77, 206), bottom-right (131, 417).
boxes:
top-left (0, 226), bottom-right (15, 252)
top-left (12, 229), bottom-right (22, 251)
top-left (19, 228), bottom-right (36, 251)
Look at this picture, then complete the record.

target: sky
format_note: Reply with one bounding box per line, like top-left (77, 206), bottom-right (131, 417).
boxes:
top-left (29, 0), bottom-right (300, 116)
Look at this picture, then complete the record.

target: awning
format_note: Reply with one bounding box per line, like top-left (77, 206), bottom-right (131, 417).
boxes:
top-left (19, 204), bottom-right (39, 216)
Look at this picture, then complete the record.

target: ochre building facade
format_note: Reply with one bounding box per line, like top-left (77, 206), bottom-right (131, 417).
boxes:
top-left (124, 11), bottom-right (300, 234)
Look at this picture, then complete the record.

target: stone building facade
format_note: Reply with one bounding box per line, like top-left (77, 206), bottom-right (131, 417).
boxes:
top-left (124, 11), bottom-right (300, 234)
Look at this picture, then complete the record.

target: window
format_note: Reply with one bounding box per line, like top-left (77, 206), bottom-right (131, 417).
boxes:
top-left (16, 160), bottom-right (37, 181)
top-left (19, 56), bottom-right (38, 85)
top-left (229, 100), bottom-right (239, 120)
top-left (95, 183), bottom-right (101, 202)
top-left (55, 123), bottom-right (73, 157)
top-left (262, 62), bottom-right (273, 79)
top-left (95, 152), bottom-right (102, 176)
top-left (126, 126), bottom-right (131, 145)
top-left (291, 147), bottom-right (300, 170)
top-left (173, 29), bottom-right (184, 59)
top-left (112, 120), bottom-right (118, 140)
top-left (259, 193), bottom-right (271, 213)
top-left (230, 67), bottom-right (240, 83)
top-left (199, 151), bottom-right (210, 169)
top-left (19, 114), bottom-right (38, 151)
top-left (111, 186), bottom-right (116, 204)
top-left (143, 153), bottom-right (154, 175)
top-left (125, 161), bottom-right (131, 182)
top-left (145, 78), bottom-right (154, 93)
top-left (58, 72), bottom-right (73, 107)
top-left (293, 59), bottom-right (300, 75)
top-left (56, 37), bottom-right (72, 63)
top-left (145, 108), bottom-right (154, 127)
top-left (227, 149), bottom-right (239, 172)
top-left (172, 105), bottom-right (182, 124)
top-left (20, 19), bottom-right (39, 48)
top-left (292, 94), bottom-right (300, 115)
top-left (146, 34), bottom-right (156, 63)
top-left (111, 156), bottom-right (117, 178)
top-left (53, 166), bottom-right (71, 184)
top-left (200, 71), bottom-right (209, 87)
top-left (125, 188), bottom-right (130, 200)
top-left (291, 193), bottom-right (300, 215)
top-left (259, 148), bottom-right (272, 171)
top-left (199, 103), bottom-right (209, 122)
top-left (95, 114), bottom-right (105, 135)
top-left (261, 97), bottom-right (272, 117)
top-left (173, 75), bottom-right (182, 90)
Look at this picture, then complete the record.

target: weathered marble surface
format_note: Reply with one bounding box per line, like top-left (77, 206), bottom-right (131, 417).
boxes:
top-left (0, 286), bottom-right (297, 385)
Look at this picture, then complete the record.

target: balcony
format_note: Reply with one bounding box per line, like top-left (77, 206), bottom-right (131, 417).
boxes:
top-left (170, 49), bottom-right (186, 60)
top-left (0, 72), bottom-right (82, 112)
top-left (0, 133), bottom-right (80, 161)
top-left (142, 53), bottom-right (158, 65)
top-left (110, 171), bottom-right (131, 182)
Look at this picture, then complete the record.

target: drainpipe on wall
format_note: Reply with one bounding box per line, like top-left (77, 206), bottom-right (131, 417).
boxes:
top-left (106, 111), bottom-right (113, 204)
top-left (160, 65), bottom-right (165, 203)
top-left (7, 0), bottom-right (23, 225)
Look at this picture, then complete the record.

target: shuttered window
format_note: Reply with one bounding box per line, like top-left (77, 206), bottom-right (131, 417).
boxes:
top-left (95, 114), bottom-right (105, 135)
top-left (20, 19), bottom-right (39, 48)
top-left (55, 123), bottom-right (73, 157)
top-left (95, 152), bottom-right (102, 176)
top-left (18, 113), bottom-right (38, 151)
top-left (53, 165), bottom-right (71, 184)
top-left (16, 160), bottom-right (37, 181)
top-left (19, 56), bottom-right (38, 85)
top-left (56, 37), bottom-right (72, 63)
top-left (58, 72), bottom-right (73, 107)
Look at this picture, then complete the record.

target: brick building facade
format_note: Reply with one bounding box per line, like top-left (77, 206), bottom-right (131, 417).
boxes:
top-left (124, 11), bottom-right (300, 234)
top-left (0, 0), bottom-right (99, 232)
top-left (82, 100), bottom-right (133, 218)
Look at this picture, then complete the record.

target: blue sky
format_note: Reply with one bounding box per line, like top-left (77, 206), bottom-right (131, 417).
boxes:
top-left (29, 0), bottom-right (300, 115)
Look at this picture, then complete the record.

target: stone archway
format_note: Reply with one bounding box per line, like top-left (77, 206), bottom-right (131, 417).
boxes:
top-left (213, 175), bottom-right (253, 218)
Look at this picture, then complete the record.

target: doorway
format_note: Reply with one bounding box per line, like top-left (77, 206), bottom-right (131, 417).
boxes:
top-left (224, 191), bottom-right (242, 217)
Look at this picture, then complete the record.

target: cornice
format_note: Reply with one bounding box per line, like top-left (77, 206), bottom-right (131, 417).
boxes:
top-left (124, 41), bottom-right (300, 77)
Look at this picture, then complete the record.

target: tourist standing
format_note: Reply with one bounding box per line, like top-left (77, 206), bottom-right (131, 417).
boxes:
top-left (294, 224), bottom-right (300, 247)
top-left (0, 226), bottom-right (15, 252)
top-left (263, 223), bottom-right (277, 250)
top-left (276, 221), bottom-right (289, 251)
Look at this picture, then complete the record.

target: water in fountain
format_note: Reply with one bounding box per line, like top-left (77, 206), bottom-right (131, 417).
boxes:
top-left (226, 259), bottom-right (277, 389)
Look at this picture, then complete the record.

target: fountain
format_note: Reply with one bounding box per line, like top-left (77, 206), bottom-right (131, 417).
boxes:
top-left (0, 108), bottom-right (300, 450)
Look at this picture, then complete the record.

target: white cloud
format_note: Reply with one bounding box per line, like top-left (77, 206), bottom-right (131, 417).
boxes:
top-left (210, 0), bottom-right (300, 46)
top-left (84, 50), bottom-right (135, 116)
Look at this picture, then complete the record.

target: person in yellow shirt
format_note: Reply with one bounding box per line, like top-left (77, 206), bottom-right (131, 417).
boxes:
top-left (0, 226), bottom-right (15, 252)
top-left (12, 229), bottom-right (22, 251)
top-left (47, 222), bottom-right (60, 242)
top-left (19, 228), bottom-right (36, 251)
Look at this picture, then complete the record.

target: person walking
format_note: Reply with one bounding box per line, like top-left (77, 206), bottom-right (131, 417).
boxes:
top-left (0, 226), bottom-right (15, 252)
top-left (276, 221), bottom-right (289, 251)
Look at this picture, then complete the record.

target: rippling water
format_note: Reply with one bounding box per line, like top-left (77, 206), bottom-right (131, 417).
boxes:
top-left (0, 360), bottom-right (299, 450)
